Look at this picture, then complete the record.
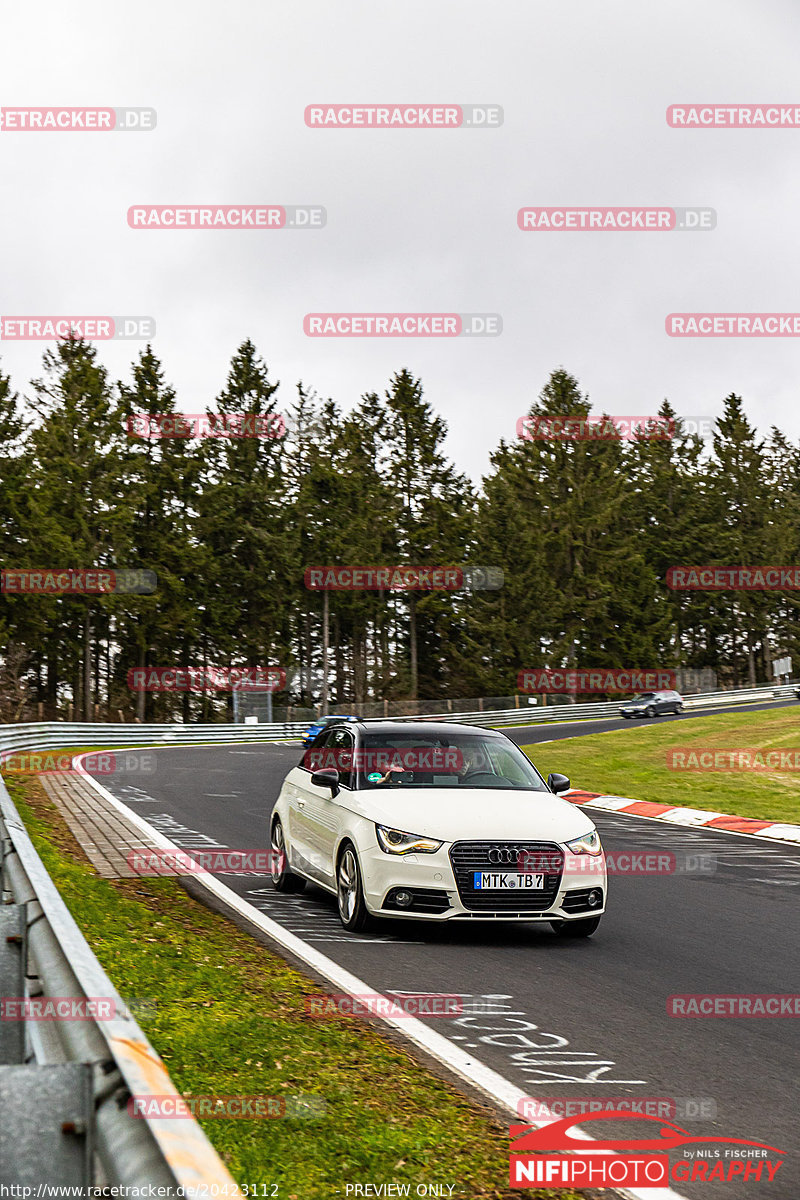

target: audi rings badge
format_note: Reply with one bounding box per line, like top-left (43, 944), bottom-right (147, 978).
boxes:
top-left (487, 847), bottom-right (519, 864)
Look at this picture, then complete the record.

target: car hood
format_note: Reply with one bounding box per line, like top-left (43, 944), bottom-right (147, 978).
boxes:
top-left (349, 787), bottom-right (596, 843)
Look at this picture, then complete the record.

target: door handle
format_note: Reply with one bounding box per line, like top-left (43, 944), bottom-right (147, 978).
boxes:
top-left (296, 799), bottom-right (306, 809)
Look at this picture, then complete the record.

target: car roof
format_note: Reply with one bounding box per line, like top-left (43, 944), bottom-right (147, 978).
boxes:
top-left (354, 720), bottom-right (505, 738)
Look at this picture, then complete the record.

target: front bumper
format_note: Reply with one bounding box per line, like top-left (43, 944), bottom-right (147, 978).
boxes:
top-left (358, 837), bottom-right (607, 922)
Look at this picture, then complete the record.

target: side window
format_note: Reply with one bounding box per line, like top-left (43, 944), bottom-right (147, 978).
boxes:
top-left (329, 727), bottom-right (355, 789)
top-left (299, 726), bottom-right (336, 770)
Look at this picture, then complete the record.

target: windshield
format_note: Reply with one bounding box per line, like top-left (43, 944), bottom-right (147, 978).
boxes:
top-left (632, 693), bottom-right (656, 701)
top-left (354, 731), bottom-right (549, 791)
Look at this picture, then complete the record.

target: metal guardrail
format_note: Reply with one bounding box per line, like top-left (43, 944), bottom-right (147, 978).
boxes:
top-left (0, 683), bottom-right (795, 758)
top-left (0, 778), bottom-right (240, 1191)
top-left (0, 720), bottom-right (309, 755)
top-left (452, 683), bottom-right (798, 727)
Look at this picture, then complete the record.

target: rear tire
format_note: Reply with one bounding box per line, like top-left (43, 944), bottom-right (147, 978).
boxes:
top-left (336, 843), bottom-right (372, 931)
top-left (270, 818), bottom-right (306, 893)
top-left (551, 916), bottom-right (601, 938)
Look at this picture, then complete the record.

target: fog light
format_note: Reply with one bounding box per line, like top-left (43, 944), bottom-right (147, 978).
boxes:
top-left (394, 891), bottom-right (413, 908)
top-left (587, 889), bottom-right (603, 908)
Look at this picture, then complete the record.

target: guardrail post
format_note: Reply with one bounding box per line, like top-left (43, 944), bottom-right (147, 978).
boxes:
top-left (0, 1062), bottom-right (94, 1186)
top-left (0, 906), bottom-right (25, 1064)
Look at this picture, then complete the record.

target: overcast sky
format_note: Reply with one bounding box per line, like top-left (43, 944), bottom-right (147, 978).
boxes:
top-left (3, 0), bottom-right (800, 482)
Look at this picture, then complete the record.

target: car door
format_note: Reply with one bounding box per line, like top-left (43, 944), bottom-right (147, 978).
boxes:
top-left (287, 727), bottom-right (336, 875)
top-left (301, 726), bottom-right (354, 888)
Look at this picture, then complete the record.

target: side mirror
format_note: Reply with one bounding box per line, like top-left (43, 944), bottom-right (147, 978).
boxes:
top-left (311, 767), bottom-right (340, 796)
top-left (547, 772), bottom-right (570, 794)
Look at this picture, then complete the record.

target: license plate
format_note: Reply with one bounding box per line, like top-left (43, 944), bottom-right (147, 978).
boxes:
top-left (473, 872), bottom-right (545, 890)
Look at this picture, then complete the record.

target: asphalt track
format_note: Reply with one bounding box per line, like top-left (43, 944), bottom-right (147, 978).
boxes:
top-left (91, 699), bottom-right (800, 1200)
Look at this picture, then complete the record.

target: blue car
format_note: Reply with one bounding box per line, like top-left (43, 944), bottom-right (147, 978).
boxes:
top-left (302, 714), bottom-right (360, 747)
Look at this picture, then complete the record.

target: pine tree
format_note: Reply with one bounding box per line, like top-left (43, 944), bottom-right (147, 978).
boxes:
top-left (25, 338), bottom-right (118, 718)
top-left (379, 370), bottom-right (475, 699)
top-left (114, 346), bottom-right (199, 720)
top-left (624, 399), bottom-right (710, 671)
top-left (0, 363), bottom-right (31, 710)
top-left (477, 368), bottom-right (667, 699)
top-left (705, 395), bottom-right (779, 685)
top-left (196, 341), bottom-right (290, 718)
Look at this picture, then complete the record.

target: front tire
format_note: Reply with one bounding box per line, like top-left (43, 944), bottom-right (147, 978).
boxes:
top-left (270, 818), bottom-right (306, 893)
top-left (551, 916), bottom-right (601, 938)
top-left (645, 706), bottom-right (656, 718)
top-left (336, 843), bottom-right (371, 931)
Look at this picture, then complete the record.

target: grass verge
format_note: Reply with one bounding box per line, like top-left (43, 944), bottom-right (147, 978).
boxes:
top-left (524, 706), bottom-right (800, 824)
top-left (3, 771), bottom-right (583, 1200)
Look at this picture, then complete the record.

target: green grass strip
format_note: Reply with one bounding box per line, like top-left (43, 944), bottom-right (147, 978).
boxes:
top-left (524, 706), bottom-right (800, 825)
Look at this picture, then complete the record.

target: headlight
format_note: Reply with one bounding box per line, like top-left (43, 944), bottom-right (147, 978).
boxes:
top-left (376, 825), bottom-right (443, 855)
top-left (566, 830), bottom-right (603, 856)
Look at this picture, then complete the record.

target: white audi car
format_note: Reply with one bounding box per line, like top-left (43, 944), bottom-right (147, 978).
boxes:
top-left (270, 722), bottom-right (607, 936)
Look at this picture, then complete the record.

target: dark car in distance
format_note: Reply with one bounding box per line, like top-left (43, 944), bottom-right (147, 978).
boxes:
top-left (619, 690), bottom-right (684, 719)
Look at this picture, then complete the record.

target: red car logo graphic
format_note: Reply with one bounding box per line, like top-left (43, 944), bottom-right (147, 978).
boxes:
top-left (510, 1111), bottom-right (783, 1155)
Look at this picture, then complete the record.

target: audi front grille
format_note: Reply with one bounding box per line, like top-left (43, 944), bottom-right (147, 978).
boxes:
top-left (448, 840), bottom-right (564, 912)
